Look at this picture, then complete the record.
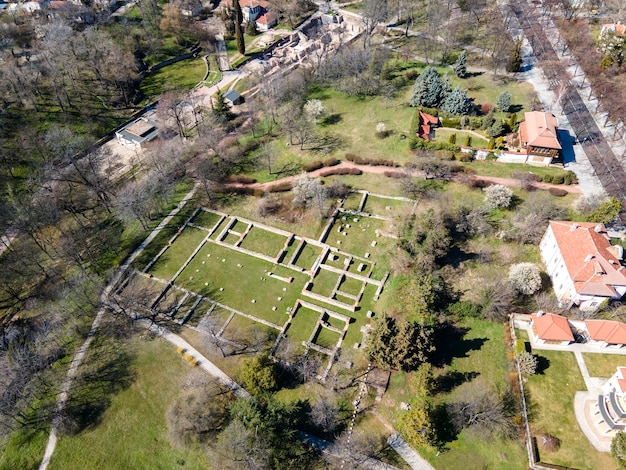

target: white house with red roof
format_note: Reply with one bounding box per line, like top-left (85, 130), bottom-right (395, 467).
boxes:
top-left (530, 311), bottom-right (574, 345)
top-left (540, 221), bottom-right (626, 311)
top-left (585, 319), bottom-right (626, 349)
top-left (224, 0), bottom-right (278, 31)
top-left (519, 111), bottom-right (562, 165)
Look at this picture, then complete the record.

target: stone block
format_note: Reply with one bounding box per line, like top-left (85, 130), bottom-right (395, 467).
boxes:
top-left (366, 310), bottom-right (374, 318)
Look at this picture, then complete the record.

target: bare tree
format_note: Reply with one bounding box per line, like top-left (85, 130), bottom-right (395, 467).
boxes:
top-left (360, 0), bottom-right (388, 49)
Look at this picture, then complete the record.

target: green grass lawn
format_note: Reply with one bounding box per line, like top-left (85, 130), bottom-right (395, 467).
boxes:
top-left (0, 428), bottom-right (48, 470)
top-left (329, 216), bottom-right (391, 259)
top-left (338, 276), bottom-right (364, 297)
top-left (148, 226), bottom-right (207, 280)
top-left (293, 242), bottom-right (323, 271)
top-left (176, 242), bottom-right (308, 325)
top-left (48, 336), bottom-right (210, 470)
top-left (524, 350), bottom-right (617, 469)
top-left (310, 269), bottom-right (340, 297)
top-left (434, 128), bottom-right (489, 149)
top-left (583, 353), bottom-right (626, 378)
top-left (362, 195), bottom-right (414, 217)
top-left (220, 313), bottom-right (278, 344)
top-left (191, 209), bottom-right (222, 230)
top-left (313, 326), bottom-right (341, 349)
top-left (459, 160), bottom-right (577, 181)
top-left (139, 57), bottom-right (206, 99)
top-left (239, 226), bottom-right (288, 258)
top-left (343, 192), bottom-right (363, 211)
top-left (285, 306), bottom-right (321, 344)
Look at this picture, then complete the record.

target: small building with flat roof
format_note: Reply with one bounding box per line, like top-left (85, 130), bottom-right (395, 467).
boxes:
top-left (223, 89), bottom-right (244, 106)
top-left (115, 117), bottom-right (159, 148)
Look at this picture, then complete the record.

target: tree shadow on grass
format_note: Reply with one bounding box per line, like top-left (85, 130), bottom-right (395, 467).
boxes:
top-left (434, 371), bottom-right (480, 394)
top-left (61, 336), bottom-right (136, 435)
top-left (535, 355), bottom-right (551, 375)
top-left (431, 403), bottom-right (459, 451)
top-left (321, 114), bottom-right (342, 126)
top-left (430, 322), bottom-right (487, 368)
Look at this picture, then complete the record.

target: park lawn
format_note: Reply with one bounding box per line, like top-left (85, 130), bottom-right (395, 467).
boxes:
top-left (325, 313), bottom-right (348, 331)
top-left (239, 226), bottom-right (288, 258)
top-left (313, 326), bottom-right (341, 349)
top-left (223, 231), bottom-right (241, 245)
top-left (201, 305), bottom-right (234, 333)
top-left (323, 173), bottom-right (408, 197)
top-left (0, 428), bottom-right (48, 470)
top-left (48, 336), bottom-right (210, 470)
top-left (154, 286), bottom-right (186, 315)
top-left (220, 313), bottom-right (279, 344)
top-left (583, 353), bottom-right (626, 378)
top-left (285, 306), bottom-right (321, 344)
top-left (176, 242), bottom-right (308, 326)
top-left (209, 216), bottom-right (230, 240)
top-left (281, 237), bottom-right (301, 264)
top-left (362, 194), bottom-right (414, 217)
top-left (434, 128), bottom-right (489, 149)
top-left (293, 241), bottom-right (323, 271)
top-left (147, 226), bottom-right (207, 280)
top-left (342, 192), bottom-right (364, 211)
top-left (139, 57), bottom-right (206, 99)
top-left (309, 87), bottom-right (416, 163)
top-left (338, 276), bottom-right (364, 297)
top-left (524, 350), bottom-right (617, 470)
top-left (172, 293), bottom-right (200, 322)
top-left (191, 209), bottom-right (222, 231)
top-left (329, 216), bottom-right (392, 259)
top-left (310, 269), bottom-right (340, 298)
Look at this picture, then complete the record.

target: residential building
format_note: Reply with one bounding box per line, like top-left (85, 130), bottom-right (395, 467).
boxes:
top-left (530, 311), bottom-right (574, 345)
top-left (540, 221), bottom-right (626, 311)
top-left (223, 89), bottom-right (244, 106)
top-left (585, 319), bottom-right (626, 348)
top-left (417, 110), bottom-right (439, 141)
top-left (224, 0), bottom-right (278, 31)
top-left (518, 111), bottom-right (562, 164)
top-left (597, 367), bottom-right (626, 433)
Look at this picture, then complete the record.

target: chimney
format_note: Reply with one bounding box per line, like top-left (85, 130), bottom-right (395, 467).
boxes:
top-left (570, 223), bottom-right (578, 231)
top-left (595, 224), bottom-right (603, 233)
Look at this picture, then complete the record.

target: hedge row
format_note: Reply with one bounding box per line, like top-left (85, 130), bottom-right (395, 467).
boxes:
top-left (319, 167), bottom-right (362, 176)
top-left (225, 175), bottom-right (256, 184)
top-left (344, 153), bottom-right (400, 167)
top-left (302, 158), bottom-right (341, 172)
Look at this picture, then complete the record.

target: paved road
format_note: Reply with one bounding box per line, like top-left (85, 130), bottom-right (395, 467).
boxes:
top-left (388, 434), bottom-right (436, 470)
top-left (503, 0), bottom-right (626, 224)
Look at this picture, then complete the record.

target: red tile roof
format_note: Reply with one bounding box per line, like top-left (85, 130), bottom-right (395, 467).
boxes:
top-left (532, 312), bottom-right (574, 342)
top-left (548, 221), bottom-right (626, 297)
top-left (256, 11), bottom-right (278, 24)
top-left (418, 110), bottom-right (438, 140)
top-left (602, 23), bottom-right (626, 37)
top-left (520, 112), bottom-right (561, 150)
top-left (585, 319), bottom-right (626, 345)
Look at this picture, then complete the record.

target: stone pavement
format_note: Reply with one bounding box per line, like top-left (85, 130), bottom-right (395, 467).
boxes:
top-left (387, 434), bottom-right (436, 470)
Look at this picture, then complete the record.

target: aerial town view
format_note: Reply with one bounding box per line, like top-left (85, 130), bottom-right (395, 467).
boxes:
top-left (3, 0), bottom-right (626, 468)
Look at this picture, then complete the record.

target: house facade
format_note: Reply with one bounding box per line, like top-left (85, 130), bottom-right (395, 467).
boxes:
top-left (540, 221), bottom-right (626, 311)
top-left (518, 111), bottom-right (562, 164)
top-left (225, 0), bottom-right (278, 31)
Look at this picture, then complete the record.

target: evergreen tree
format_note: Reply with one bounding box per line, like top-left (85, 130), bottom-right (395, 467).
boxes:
top-left (612, 431), bottom-right (626, 469)
top-left (441, 74), bottom-right (452, 102)
top-left (213, 88), bottom-right (234, 121)
top-left (453, 50), bottom-right (467, 78)
top-left (442, 86), bottom-right (473, 115)
top-left (233, 0), bottom-right (245, 55)
top-left (365, 314), bottom-right (397, 367)
top-left (506, 39), bottom-right (523, 73)
top-left (496, 91), bottom-right (512, 112)
top-left (409, 66), bottom-right (442, 107)
top-left (487, 120), bottom-right (505, 138)
top-left (245, 19), bottom-right (258, 36)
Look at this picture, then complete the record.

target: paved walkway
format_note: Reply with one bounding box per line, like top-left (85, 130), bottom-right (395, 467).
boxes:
top-left (387, 434), bottom-right (436, 470)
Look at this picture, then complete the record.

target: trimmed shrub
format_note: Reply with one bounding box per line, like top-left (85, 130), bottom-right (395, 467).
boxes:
top-left (548, 187), bottom-right (568, 197)
top-left (542, 174), bottom-right (553, 184)
top-left (551, 174), bottom-right (565, 185)
top-left (345, 153), bottom-right (359, 162)
top-left (441, 117), bottom-right (460, 128)
top-left (323, 158), bottom-right (340, 167)
top-left (449, 133), bottom-right (457, 144)
top-left (225, 175), bottom-right (256, 184)
top-left (563, 171), bottom-right (578, 185)
top-left (267, 181), bottom-right (293, 192)
top-left (302, 160), bottom-right (324, 172)
top-left (384, 171), bottom-right (405, 178)
top-left (404, 69), bottom-right (419, 81)
top-left (319, 167), bottom-right (362, 176)
top-left (481, 103), bottom-right (494, 114)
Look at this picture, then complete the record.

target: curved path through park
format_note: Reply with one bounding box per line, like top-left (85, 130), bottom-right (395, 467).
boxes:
top-left (238, 160), bottom-right (582, 195)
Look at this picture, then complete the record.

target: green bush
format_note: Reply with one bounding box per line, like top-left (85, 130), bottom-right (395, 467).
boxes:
top-left (542, 174), bottom-right (553, 184)
top-left (563, 171), bottom-right (578, 185)
top-left (448, 301), bottom-right (481, 318)
top-left (461, 135), bottom-right (470, 146)
top-left (449, 133), bottom-right (457, 144)
top-left (441, 117), bottom-right (460, 128)
top-left (487, 138), bottom-right (495, 150)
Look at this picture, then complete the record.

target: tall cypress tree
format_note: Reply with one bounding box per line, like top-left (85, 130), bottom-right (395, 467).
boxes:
top-left (453, 50), bottom-right (467, 78)
top-left (233, 0), bottom-right (245, 55)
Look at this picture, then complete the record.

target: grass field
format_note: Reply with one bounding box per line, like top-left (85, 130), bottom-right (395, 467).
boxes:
top-left (328, 216), bottom-right (391, 259)
top-left (362, 195), bottom-right (414, 216)
top-left (434, 128), bottom-right (489, 149)
top-left (292, 242), bottom-right (323, 271)
top-left (524, 350), bottom-right (617, 470)
top-left (139, 57), bottom-right (206, 99)
top-left (583, 353), bottom-right (626, 378)
top-left (148, 226), bottom-right (207, 280)
top-left (191, 209), bottom-right (222, 230)
top-left (239, 226), bottom-right (288, 258)
top-left (48, 336), bottom-right (210, 470)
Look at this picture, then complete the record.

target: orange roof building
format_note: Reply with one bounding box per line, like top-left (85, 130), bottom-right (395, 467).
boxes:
top-left (519, 111), bottom-right (561, 164)
top-left (417, 110), bottom-right (439, 141)
top-left (601, 23), bottom-right (626, 38)
top-left (531, 312), bottom-right (574, 344)
top-left (585, 320), bottom-right (626, 347)
top-left (540, 221), bottom-right (626, 311)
